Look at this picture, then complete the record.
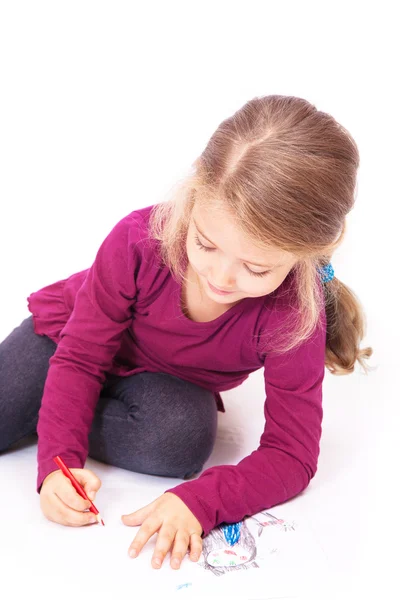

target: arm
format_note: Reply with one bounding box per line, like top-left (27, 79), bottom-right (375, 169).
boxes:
top-left (36, 213), bottom-right (143, 492)
top-left (165, 312), bottom-right (327, 537)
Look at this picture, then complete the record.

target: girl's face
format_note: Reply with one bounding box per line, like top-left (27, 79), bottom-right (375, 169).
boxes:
top-left (186, 204), bottom-right (297, 306)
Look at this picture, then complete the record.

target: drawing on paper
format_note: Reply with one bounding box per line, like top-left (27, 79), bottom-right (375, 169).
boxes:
top-left (199, 510), bottom-right (296, 576)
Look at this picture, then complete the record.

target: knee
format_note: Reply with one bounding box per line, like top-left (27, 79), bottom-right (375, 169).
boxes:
top-left (126, 374), bottom-right (218, 478)
top-left (171, 396), bottom-right (218, 477)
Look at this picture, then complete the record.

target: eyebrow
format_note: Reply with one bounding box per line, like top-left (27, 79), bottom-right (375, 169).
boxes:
top-left (193, 219), bottom-right (280, 269)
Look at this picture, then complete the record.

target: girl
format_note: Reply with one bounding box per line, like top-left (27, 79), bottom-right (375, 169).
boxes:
top-left (0, 95), bottom-right (372, 571)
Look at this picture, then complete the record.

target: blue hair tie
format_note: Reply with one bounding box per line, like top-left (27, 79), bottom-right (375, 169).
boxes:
top-left (318, 262), bottom-right (334, 283)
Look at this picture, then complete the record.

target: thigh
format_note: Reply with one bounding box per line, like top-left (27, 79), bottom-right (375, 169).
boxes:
top-left (0, 316), bottom-right (57, 450)
top-left (88, 372), bottom-right (218, 479)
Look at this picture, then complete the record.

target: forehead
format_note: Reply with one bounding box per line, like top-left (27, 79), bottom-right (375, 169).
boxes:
top-left (191, 203), bottom-right (290, 266)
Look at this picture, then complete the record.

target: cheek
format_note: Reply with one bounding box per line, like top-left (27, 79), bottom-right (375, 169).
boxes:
top-left (186, 237), bottom-right (196, 263)
top-left (187, 242), bottom-right (208, 273)
top-left (239, 273), bottom-right (283, 296)
top-left (243, 278), bottom-right (272, 295)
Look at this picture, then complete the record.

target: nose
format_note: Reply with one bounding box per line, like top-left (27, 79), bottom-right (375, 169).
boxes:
top-left (210, 259), bottom-right (236, 289)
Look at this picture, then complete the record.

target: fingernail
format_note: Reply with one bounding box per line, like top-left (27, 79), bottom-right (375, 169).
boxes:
top-left (172, 558), bottom-right (180, 568)
top-left (129, 549), bottom-right (137, 558)
top-left (153, 558), bottom-right (161, 568)
top-left (191, 554), bottom-right (199, 561)
top-left (90, 517), bottom-right (97, 524)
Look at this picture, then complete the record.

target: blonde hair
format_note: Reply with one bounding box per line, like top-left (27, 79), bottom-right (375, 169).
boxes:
top-left (149, 95), bottom-right (372, 375)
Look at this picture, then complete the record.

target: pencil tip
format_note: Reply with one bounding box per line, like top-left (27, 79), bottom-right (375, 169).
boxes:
top-left (95, 513), bottom-right (105, 526)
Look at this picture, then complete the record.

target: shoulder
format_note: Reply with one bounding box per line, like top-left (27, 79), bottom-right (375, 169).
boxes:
top-left (255, 270), bottom-right (298, 329)
top-left (263, 269), bottom-right (325, 326)
top-left (110, 204), bottom-right (160, 261)
top-left (255, 270), bottom-right (326, 359)
top-left (111, 204), bottom-right (172, 298)
top-left (95, 204), bottom-right (165, 287)
top-left (125, 203), bottom-right (155, 230)
top-left (114, 204), bottom-right (154, 241)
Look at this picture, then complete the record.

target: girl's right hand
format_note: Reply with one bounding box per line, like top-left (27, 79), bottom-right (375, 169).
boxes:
top-left (39, 468), bottom-right (102, 527)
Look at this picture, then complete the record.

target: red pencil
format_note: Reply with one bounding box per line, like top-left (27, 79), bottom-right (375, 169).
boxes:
top-left (53, 455), bottom-right (105, 526)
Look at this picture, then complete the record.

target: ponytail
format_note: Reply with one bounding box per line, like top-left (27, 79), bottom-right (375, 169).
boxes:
top-left (323, 277), bottom-right (373, 375)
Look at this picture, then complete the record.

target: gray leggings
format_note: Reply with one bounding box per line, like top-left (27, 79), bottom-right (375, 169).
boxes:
top-left (0, 316), bottom-right (218, 480)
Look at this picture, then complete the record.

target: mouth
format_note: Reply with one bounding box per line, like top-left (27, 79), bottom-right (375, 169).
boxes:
top-left (207, 281), bottom-right (235, 295)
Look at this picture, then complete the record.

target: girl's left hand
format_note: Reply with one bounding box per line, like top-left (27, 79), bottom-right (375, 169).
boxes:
top-left (121, 492), bottom-right (203, 569)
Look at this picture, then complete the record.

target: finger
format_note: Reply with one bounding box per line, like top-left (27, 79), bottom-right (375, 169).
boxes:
top-left (128, 517), bottom-right (161, 558)
top-left (122, 500), bottom-right (156, 527)
top-left (71, 468), bottom-right (102, 499)
top-left (170, 530), bottom-right (190, 569)
top-left (151, 523), bottom-right (177, 569)
top-left (52, 493), bottom-right (98, 527)
top-left (59, 479), bottom-right (92, 511)
top-left (189, 533), bottom-right (203, 562)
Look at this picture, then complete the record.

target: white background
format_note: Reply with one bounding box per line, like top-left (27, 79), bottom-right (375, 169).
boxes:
top-left (0, 1), bottom-right (398, 598)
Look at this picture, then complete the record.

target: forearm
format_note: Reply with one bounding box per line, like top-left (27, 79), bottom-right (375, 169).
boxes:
top-left (165, 445), bottom-right (315, 537)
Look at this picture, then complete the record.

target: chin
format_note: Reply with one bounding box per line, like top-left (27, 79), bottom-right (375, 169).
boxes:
top-left (205, 286), bottom-right (242, 302)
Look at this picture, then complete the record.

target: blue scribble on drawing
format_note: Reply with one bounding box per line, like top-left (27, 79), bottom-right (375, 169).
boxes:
top-left (222, 522), bottom-right (242, 546)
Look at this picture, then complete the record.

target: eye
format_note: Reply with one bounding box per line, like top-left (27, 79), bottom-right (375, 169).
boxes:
top-left (194, 234), bottom-right (215, 252)
top-left (195, 234), bottom-right (271, 277)
top-left (244, 265), bottom-right (271, 278)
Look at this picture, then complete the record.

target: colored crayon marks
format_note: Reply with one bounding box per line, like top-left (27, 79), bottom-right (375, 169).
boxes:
top-left (206, 546), bottom-right (250, 567)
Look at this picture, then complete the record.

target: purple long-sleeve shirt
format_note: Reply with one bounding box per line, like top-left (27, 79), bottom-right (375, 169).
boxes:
top-left (27, 204), bottom-right (327, 537)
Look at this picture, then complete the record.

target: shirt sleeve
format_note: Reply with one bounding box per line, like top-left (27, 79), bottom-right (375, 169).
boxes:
top-left (165, 309), bottom-right (327, 537)
top-left (36, 213), bottom-right (143, 493)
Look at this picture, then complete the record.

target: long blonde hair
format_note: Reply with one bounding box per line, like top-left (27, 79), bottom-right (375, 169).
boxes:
top-left (149, 95), bottom-right (372, 375)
